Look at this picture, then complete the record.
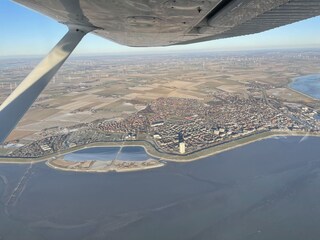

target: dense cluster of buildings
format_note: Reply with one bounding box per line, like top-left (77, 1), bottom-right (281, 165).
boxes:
top-left (8, 92), bottom-right (320, 158)
top-left (147, 94), bottom-right (320, 153)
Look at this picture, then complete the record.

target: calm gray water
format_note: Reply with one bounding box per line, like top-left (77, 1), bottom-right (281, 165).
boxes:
top-left (64, 146), bottom-right (150, 162)
top-left (1, 136), bottom-right (320, 240)
top-left (289, 74), bottom-right (320, 99)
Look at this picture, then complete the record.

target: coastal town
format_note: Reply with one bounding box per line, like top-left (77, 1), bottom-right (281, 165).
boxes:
top-left (6, 91), bottom-right (320, 159)
top-left (1, 49), bottom-right (320, 164)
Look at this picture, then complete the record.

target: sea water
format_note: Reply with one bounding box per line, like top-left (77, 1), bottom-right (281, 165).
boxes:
top-left (1, 136), bottom-right (320, 240)
top-left (289, 74), bottom-right (320, 99)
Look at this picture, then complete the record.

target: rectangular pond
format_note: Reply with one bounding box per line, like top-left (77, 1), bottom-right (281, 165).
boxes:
top-left (63, 146), bottom-right (150, 162)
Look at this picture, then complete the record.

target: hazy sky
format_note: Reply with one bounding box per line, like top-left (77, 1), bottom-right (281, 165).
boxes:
top-left (1, 0), bottom-right (320, 57)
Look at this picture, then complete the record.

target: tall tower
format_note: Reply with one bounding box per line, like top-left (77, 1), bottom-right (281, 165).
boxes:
top-left (179, 142), bottom-right (186, 154)
top-left (178, 132), bottom-right (186, 154)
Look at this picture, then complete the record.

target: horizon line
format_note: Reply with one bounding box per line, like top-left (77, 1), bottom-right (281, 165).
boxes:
top-left (1, 46), bottom-right (320, 59)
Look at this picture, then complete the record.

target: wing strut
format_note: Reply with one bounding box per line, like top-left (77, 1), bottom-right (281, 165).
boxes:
top-left (0, 26), bottom-right (91, 143)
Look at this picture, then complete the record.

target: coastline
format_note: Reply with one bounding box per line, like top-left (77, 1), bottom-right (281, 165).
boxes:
top-left (140, 130), bottom-right (320, 162)
top-left (287, 74), bottom-right (320, 101)
top-left (0, 130), bottom-right (318, 169)
top-left (287, 85), bottom-right (319, 101)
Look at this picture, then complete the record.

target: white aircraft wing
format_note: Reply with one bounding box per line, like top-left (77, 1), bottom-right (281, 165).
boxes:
top-left (1, 0), bottom-right (319, 144)
top-left (13, 0), bottom-right (320, 47)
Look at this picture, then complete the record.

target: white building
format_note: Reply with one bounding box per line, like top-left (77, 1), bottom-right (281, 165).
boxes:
top-left (179, 142), bottom-right (186, 154)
